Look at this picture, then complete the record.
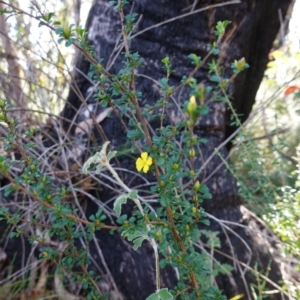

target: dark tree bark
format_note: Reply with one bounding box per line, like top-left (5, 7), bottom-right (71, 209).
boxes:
top-left (59, 0), bottom-right (296, 299)
top-left (0, 1), bottom-right (296, 300)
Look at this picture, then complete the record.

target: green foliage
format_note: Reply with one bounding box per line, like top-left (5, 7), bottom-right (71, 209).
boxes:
top-left (229, 42), bottom-right (300, 298)
top-left (0, 1), bottom-right (298, 300)
top-left (263, 146), bottom-right (300, 259)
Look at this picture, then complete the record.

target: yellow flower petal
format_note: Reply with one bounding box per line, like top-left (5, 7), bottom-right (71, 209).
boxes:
top-left (146, 157), bottom-right (153, 165)
top-left (190, 95), bottom-right (196, 104)
top-left (143, 165), bottom-right (150, 173)
top-left (136, 157), bottom-right (143, 172)
top-left (141, 152), bottom-right (148, 161)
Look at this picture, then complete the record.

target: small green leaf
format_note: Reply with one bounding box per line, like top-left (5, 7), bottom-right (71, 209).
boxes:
top-left (156, 157), bottom-right (165, 166)
top-left (127, 129), bottom-right (143, 139)
top-left (159, 78), bottom-right (169, 89)
top-left (146, 288), bottom-right (173, 300)
top-left (132, 236), bottom-right (144, 250)
top-left (122, 229), bottom-right (148, 250)
top-left (158, 288), bottom-right (173, 300)
top-left (95, 164), bottom-right (104, 174)
top-left (161, 57), bottom-right (169, 65)
top-left (188, 53), bottom-right (201, 67)
top-left (128, 190), bottom-right (138, 200)
top-left (113, 194), bottom-right (128, 216)
top-left (215, 20), bottom-right (231, 37)
top-left (107, 150), bottom-right (117, 161)
top-left (210, 75), bottom-right (220, 83)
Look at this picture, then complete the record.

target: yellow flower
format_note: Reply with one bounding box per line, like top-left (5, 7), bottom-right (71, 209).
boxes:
top-left (187, 95), bottom-right (197, 115)
top-left (136, 152), bottom-right (153, 173)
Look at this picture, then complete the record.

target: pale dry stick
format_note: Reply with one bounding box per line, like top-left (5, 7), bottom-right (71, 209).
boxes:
top-left (193, 241), bottom-right (239, 292)
top-left (209, 216), bottom-right (284, 246)
top-left (114, 167), bottom-right (152, 185)
top-left (204, 244), bottom-right (290, 299)
top-left (74, 0), bottom-right (81, 28)
top-left (207, 213), bottom-right (253, 266)
top-left (93, 171), bottom-right (133, 196)
top-left (26, 256), bottom-right (39, 290)
top-left (219, 220), bottom-right (239, 272)
top-left (217, 221), bottom-right (252, 300)
top-left (0, 258), bottom-right (40, 285)
top-left (36, 142), bottom-right (65, 172)
top-left (21, 241), bottom-right (40, 286)
top-left (193, 241), bottom-right (251, 299)
top-left (232, 249), bottom-right (252, 299)
top-left (193, 241), bottom-right (233, 276)
top-left (205, 213), bottom-right (263, 299)
top-left (278, 9), bottom-right (285, 46)
top-left (106, 32), bottom-right (123, 70)
top-left (191, 0), bottom-right (199, 12)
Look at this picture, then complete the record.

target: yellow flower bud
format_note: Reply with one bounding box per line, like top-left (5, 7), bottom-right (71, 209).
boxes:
top-left (194, 180), bottom-right (201, 192)
top-left (187, 95), bottom-right (197, 115)
top-left (234, 57), bottom-right (246, 71)
top-left (176, 256), bottom-right (182, 263)
top-left (159, 181), bottom-right (165, 188)
top-left (172, 163), bottom-right (179, 170)
top-left (189, 148), bottom-right (196, 158)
